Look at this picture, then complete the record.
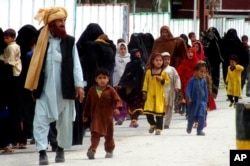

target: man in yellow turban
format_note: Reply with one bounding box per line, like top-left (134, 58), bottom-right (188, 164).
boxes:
top-left (25, 7), bottom-right (85, 165)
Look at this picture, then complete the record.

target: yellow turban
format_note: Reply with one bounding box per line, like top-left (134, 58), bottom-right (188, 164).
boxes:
top-left (34, 7), bottom-right (68, 25)
top-left (25, 7), bottom-right (67, 90)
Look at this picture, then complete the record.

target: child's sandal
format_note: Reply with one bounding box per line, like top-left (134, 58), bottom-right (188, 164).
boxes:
top-left (1, 146), bottom-right (15, 154)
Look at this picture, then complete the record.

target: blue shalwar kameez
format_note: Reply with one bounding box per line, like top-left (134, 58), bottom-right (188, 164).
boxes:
top-left (186, 77), bottom-right (208, 133)
top-left (33, 35), bottom-right (85, 151)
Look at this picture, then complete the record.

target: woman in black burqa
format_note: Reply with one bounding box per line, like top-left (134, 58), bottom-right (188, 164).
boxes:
top-left (118, 48), bottom-right (146, 128)
top-left (15, 24), bottom-right (38, 147)
top-left (221, 28), bottom-right (249, 93)
top-left (201, 27), bottom-right (223, 98)
top-left (76, 23), bottom-right (116, 138)
top-left (127, 32), bottom-right (154, 64)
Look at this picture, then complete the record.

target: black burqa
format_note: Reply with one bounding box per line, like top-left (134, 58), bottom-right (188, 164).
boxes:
top-left (75, 24), bottom-right (104, 143)
top-left (83, 39), bottom-right (116, 87)
top-left (76, 23), bottom-right (104, 92)
top-left (75, 23), bottom-right (104, 145)
top-left (118, 48), bottom-right (145, 102)
top-left (201, 27), bottom-right (223, 98)
top-left (0, 27), bottom-right (10, 148)
top-left (119, 48), bottom-right (145, 90)
top-left (221, 28), bottom-right (249, 89)
top-left (128, 32), bottom-right (154, 64)
top-left (76, 23), bottom-right (117, 143)
top-left (15, 25), bottom-right (38, 142)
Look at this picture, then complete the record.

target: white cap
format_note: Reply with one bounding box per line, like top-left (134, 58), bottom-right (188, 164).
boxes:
top-left (161, 52), bottom-right (170, 57)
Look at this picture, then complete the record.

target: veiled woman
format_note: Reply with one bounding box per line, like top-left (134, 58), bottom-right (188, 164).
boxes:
top-left (201, 27), bottom-right (223, 98)
top-left (221, 28), bottom-right (249, 91)
top-left (150, 25), bottom-right (187, 68)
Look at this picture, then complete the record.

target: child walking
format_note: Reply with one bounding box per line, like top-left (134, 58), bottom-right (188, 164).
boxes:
top-left (197, 60), bottom-right (216, 128)
top-left (82, 68), bottom-right (122, 159)
top-left (118, 48), bottom-right (145, 128)
top-left (162, 52), bottom-right (181, 129)
top-left (142, 52), bottom-right (170, 135)
top-left (186, 62), bottom-right (208, 136)
top-left (226, 55), bottom-right (244, 107)
top-left (177, 47), bottom-right (198, 119)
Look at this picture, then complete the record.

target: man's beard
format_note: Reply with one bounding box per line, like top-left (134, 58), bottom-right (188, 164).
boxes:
top-left (49, 23), bottom-right (67, 39)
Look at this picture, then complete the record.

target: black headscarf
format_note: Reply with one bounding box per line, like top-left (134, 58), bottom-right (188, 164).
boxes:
top-left (119, 48), bottom-right (145, 89)
top-left (76, 23), bottom-right (104, 90)
top-left (221, 28), bottom-right (248, 82)
top-left (16, 24), bottom-right (38, 86)
top-left (76, 24), bottom-right (116, 92)
top-left (180, 33), bottom-right (191, 48)
top-left (0, 28), bottom-right (6, 54)
top-left (128, 33), bottom-right (154, 64)
top-left (142, 33), bottom-right (154, 58)
top-left (76, 23), bottom-right (104, 58)
top-left (16, 24), bottom-right (38, 61)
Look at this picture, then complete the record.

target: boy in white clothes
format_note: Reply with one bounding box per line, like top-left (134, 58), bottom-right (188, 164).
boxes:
top-left (162, 52), bottom-right (181, 129)
top-left (0, 28), bottom-right (21, 76)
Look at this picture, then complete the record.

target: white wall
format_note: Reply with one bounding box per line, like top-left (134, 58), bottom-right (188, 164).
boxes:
top-left (0, 0), bottom-right (76, 36)
top-left (0, 1), bottom-right (249, 43)
top-left (75, 4), bottom-right (129, 43)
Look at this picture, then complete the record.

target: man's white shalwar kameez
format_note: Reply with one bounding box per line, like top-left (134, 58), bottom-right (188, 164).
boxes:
top-left (33, 35), bottom-right (85, 151)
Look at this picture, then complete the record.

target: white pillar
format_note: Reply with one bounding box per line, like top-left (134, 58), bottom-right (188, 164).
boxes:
top-left (193, 0), bottom-right (197, 34)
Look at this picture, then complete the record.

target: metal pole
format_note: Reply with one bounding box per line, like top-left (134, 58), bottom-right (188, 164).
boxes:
top-left (132, 0), bottom-right (136, 32)
top-left (199, 0), bottom-right (206, 35)
top-left (193, 0), bottom-right (197, 34)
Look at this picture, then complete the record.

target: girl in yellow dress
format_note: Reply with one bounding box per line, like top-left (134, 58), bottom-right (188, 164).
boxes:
top-left (226, 55), bottom-right (244, 107)
top-left (142, 52), bottom-right (170, 135)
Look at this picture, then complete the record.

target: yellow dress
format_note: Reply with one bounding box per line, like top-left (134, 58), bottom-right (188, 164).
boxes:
top-left (226, 64), bottom-right (244, 97)
top-left (142, 69), bottom-right (170, 116)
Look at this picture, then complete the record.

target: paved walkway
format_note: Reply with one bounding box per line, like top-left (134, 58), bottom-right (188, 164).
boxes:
top-left (1, 86), bottom-right (246, 166)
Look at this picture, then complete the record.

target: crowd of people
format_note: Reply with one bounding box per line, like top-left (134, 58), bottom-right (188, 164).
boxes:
top-left (0, 6), bottom-right (250, 165)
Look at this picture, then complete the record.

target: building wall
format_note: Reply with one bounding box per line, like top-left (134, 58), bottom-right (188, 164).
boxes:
top-left (0, 1), bottom-right (249, 43)
top-left (75, 4), bottom-right (129, 42)
top-left (170, 0), bottom-right (250, 18)
top-left (222, 0), bottom-right (250, 10)
top-left (136, 0), bottom-right (153, 9)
